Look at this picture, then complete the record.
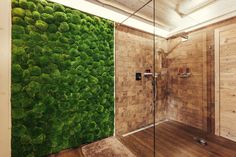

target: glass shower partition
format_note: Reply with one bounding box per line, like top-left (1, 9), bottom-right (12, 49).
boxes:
top-left (114, 0), bottom-right (157, 157)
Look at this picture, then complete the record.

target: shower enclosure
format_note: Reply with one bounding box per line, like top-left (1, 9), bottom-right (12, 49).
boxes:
top-left (115, 0), bottom-right (210, 156)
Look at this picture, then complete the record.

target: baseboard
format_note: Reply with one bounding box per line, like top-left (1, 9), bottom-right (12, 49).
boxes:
top-left (122, 119), bottom-right (169, 137)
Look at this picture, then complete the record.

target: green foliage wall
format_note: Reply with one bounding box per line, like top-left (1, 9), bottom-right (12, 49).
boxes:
top-left (11, 0), bottom-right (114, 156)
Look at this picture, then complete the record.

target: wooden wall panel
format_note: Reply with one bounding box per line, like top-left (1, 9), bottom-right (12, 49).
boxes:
top-left (204, 17), bottom-right (236, 133)
top-left (166, 17), bottom-right (236, 132)
top-left (115, 25), bottom-right (167, 135)
top-left (166, 33), bottom-right (207, 130)
top-left (215, 23), bottom-right (236, 141)
top-left (115, 17), bottom-right (236, 135)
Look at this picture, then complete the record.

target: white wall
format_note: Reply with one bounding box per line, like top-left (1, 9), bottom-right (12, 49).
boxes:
top-left (0, 0), bottom-right (11, 156)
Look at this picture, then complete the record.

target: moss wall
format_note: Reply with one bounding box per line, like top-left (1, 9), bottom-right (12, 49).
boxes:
top-left (11, 0), bottom-right (114, 156)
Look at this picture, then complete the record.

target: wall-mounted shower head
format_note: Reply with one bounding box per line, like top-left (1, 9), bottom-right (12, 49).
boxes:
top-left (167, 32), bottom-right (188, 41)
top-left (180, 34), bottom-right (188, 42)
top-left (156, 48), bottom-right (165, 55)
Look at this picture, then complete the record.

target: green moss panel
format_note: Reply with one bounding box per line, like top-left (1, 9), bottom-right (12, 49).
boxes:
top-left (11, 0), bottom-right (114, 156)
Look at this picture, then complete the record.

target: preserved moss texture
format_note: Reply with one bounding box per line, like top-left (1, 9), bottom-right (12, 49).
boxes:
top-left (11, 0), bottom-right (114, 156)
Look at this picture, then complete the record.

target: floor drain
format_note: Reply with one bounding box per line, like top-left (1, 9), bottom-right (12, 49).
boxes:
top-left (193, 137), bottom-right (207, 146)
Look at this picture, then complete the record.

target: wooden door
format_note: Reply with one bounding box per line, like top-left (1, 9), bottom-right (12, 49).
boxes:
top-left (215, 23), bottom-right (236, 141)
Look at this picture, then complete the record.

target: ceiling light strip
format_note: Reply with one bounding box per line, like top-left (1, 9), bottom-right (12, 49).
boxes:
top-left (49, 0), bottom-right (169, 37)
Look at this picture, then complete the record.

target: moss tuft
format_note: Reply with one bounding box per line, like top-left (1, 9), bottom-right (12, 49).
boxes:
top-left (53, 11), bottom-right (67, 22)
top-left (58, 22), bottom-right (69, 32)
top-left (12, 8), bottom-right (25, 17)
top-left (35, 20), bottom-right (48, 31)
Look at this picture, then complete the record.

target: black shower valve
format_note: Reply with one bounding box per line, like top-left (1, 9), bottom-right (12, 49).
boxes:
top-left (135, 72), bottom-right (142, 80)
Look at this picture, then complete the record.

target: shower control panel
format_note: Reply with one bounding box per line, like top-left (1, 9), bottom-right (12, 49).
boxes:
top-left (135, 72), bottom-right (142, 80)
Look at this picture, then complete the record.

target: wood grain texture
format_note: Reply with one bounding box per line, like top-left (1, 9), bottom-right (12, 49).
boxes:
top-left (204, 17), bottom-right (236, 134)
top-left (115, 24), bottom-right (168, 135)
top-left (215, 23), bottom-right (236, 141)
top-left (215, 28), bottom-right (220, 135)
top-left (82, 137), bottom-right (136, 157)
top-left (166, 17), bottom-right (236, 133)
top-left (50, 121), bottom-right (236, 157)
top-left (115, 17), bottom-right (236, 135)
top-left (120, 120), bottom-right (236, 157)
top-left (166, 32), bottom-right (208, 130)
top-left (49, 147), bottom-right (84, 157)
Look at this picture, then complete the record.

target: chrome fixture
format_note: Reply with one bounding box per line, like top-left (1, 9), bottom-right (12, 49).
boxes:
top-left (177, 66), bottom-right (191, 78)
top-left (178, 72), bottom-right (191, 78)
top-left (144, 72), bottom-right (159, 78)
top-left (181, 34), bottom-right (188, 42)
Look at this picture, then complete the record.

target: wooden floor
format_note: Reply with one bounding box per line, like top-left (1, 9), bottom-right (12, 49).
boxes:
top-left (50, 121), bottom-right (236, 157)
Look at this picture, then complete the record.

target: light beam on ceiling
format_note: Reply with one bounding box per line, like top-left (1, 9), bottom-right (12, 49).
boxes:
top-left (49, 0), bottom-right (169, 37)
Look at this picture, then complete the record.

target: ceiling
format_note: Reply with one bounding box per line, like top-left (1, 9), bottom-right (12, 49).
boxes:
top-left (95, 0), bottom-right (182, 31)
top-left (50, 0), bottom-right (236, 38)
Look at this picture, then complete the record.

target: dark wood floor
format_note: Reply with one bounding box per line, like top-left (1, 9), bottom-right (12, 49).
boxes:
top-left (120, 121), bottom-right (236, 157)
top-left (50, 121), bottom-right (236, 157)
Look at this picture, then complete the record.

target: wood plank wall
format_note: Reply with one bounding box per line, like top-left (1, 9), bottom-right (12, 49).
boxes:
top-left (215, 23), bottom-right (236, 141)
top-left (166, 33), bottom-right (208, 130)
top-left (115, 25), bottom-right (167, 135)
top-left (166, 17), bottom-right (236, 133)
top-left (205, 17), bottom-right (236, 133)
top-left (115, 17), bottom-right (236, 135)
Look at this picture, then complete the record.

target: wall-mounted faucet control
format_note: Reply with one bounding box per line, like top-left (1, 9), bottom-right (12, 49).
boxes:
top-left (136, 72), bottom-right (142, 80)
